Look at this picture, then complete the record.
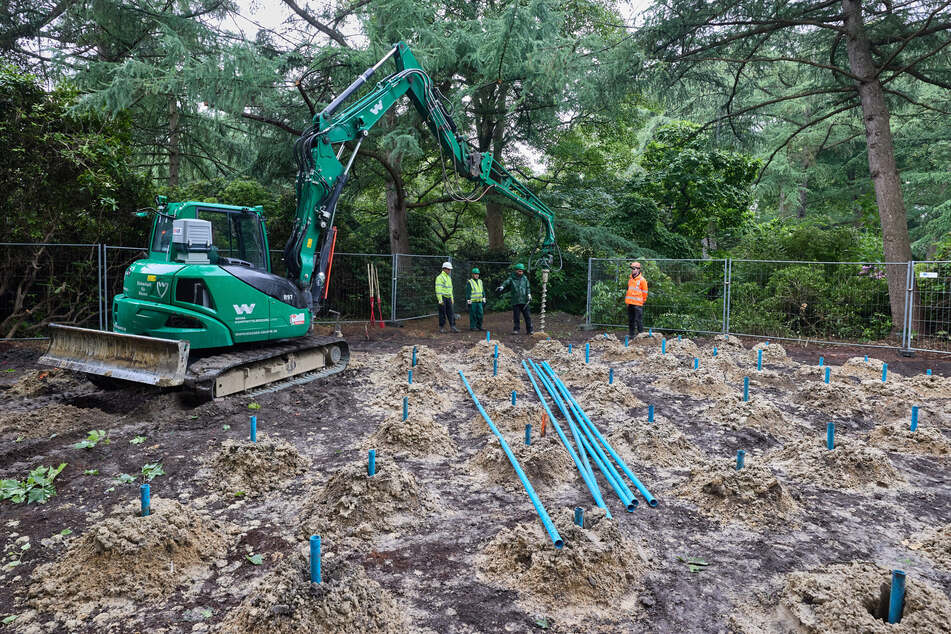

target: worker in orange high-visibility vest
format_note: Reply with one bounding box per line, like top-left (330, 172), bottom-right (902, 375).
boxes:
top-left (625, 261), bottom-right (648, 336)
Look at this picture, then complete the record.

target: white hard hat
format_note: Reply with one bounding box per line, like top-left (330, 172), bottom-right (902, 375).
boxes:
top-left (442, 261), bottom-right (453, 270)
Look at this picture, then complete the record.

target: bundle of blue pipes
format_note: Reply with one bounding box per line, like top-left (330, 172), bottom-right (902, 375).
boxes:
top-left (523, 359), bottom-right (658, 512)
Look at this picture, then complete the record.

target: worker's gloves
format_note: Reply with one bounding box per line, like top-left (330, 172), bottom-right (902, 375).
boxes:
top-left (496, 286), bottom-right (504, 292)
top-left (482, 298), bottom-right (487, 303)
top-left (528, 294), bottom-right (532, 302)
top-left (467, 300), bottom-right (472, 305)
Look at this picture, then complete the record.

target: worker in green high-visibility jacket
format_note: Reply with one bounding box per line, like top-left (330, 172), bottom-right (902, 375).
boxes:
top-left (497, 263), bottom-right (532, 335)
top-left (435, 261), bottom-right (459, 333)
top-left (466, 267), bottom-right (487, 331)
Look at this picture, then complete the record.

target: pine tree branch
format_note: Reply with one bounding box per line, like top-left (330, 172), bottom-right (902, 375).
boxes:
top-left (240, 112), bottom-right (302, 136)
top-left (281, 0), bottom-right (350, 48)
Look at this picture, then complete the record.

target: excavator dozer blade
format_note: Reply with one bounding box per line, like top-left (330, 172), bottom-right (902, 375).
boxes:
top-left (39, 324), bottom-right (189, 387)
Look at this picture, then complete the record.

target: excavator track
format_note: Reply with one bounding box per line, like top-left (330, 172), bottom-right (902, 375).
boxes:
top-left (184, 335), bottom-right (350, 398)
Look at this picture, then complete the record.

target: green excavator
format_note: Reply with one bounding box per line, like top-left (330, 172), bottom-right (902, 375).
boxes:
top-left (40, 42), bottom-right (558, 397)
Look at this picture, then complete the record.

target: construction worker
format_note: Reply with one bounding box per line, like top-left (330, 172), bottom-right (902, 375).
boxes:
top-left (497, 263), bottom-right (532, 335)
top-left (625, 261), bottom-right (648, 335)
top-left (436, 261), bottom-right (459, 333)
top-left (466, 267), bottom-right (487, 331)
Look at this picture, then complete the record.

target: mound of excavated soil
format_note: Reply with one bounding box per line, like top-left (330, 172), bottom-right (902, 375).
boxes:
top-left (468, 433), bottom-right (579, 492)
top-left (607, 418), bottom-right (704, 469)
top-left (469, 401), bottom-right (544, 436)
top-left (574, 380), bottom-right (644, 422)
top-left (380, 345), bottom-right (451, 384)
top-left (703, 394), bottom-right (802, 440)
top-left (545, 356), bottom-right (608, 385)
top-left (207, 434), bottom-right (309, 496)
top-left (4, 368), bottom-right (93, 398)
top-left (638, 352), bottom-right (686, 374)
top-left (28, 497), bottom-right (233, 623)
top-left (750, 341), bottom-right (791, 364)
top-left (906, 524), bottom-right (951, 571)
top-left (586, 333), bottom-right (623, 351)
top-left (663, 337), bottom-right (701, 357)
top-left (770, 436), bottom-right (903, 489)
top-left (365, 381), bottom-right (453, 416)
top-left (865, 421), bottom-right (951, 456)
top-left (478, 507), bottom-right (647, 618)
top-left (298, 460), bottom-right (437, 542)
top-left (793, 382), bottom-right (869, 417)
top-left (465, 338), bottom-right (516, 360)
top-left (218, 555), bottom-right (410, 634)
top-left (732, 562), bottom-right (951, 633)
top-left (698, 356), bottom-right (747, 382)
top-left (470, 371), bottom-right (527, 401)
top-left (601, 344), bottom-right (648, 362)
top-left (904, 373), bottom-right (951, 399)
top-left (859, 380), bottom-right (948, 424)
top-left (652, 369), bottom-right (734, 399)
top-left (0, 403), bottom-right (112, 440)
top-left (714, 334), bottom-right (745, 348)
top-left (528, 338), bottom-right (569, 360)
top-left (673, 459), bottom-right (800, 528)
top-left (362, 413), bottom-right (457, 458)
top-left (839, 356), bottom-right (887, 380)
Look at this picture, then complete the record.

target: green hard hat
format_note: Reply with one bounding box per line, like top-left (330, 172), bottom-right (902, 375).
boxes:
top-left (514, 263), bottom-right (525, 270)
top-left (472, 267), bottom-right (480, 274)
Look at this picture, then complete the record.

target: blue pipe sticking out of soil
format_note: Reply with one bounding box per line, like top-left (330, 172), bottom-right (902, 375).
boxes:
top-left (140, 483), bottom-right (150, 517)
top-left (888, 570), bottom-right (905, 623)
top-left (310, 535), bottom-right (321, 583)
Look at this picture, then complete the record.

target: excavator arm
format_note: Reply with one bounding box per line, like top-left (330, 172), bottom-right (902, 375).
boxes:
top-left (285, 41), bottom-right (557, 312)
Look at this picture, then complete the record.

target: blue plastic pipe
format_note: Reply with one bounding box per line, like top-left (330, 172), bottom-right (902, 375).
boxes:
top-left (140, 483), bottom-right (150, 517)
top-left (864, 354), bottom-right (868, 362)
top-left (926, 369), bottom-right (932, 375)
top-left (525, 424), bottom-right (532, 446)
top-left (529, 360), bottom-right (596, 481)
top-left (542, 362), bottom-right (658, 508)
top-left (408, 369), bottom-right (413, 384)
top-left (910, 406), bottom-right (919, 431)
top-left (459, 370), bottom-right (564, 548)
top-left (494, 344), bottom-right (498, 358)
top-left (824, 367), bottom-right (831, 384)
top-left (402, 396), bottom-right (408, 421)
top-left (412, 346), bottom-right (417, 367)
top-left (662, 339), bottom-right (666, 354)
top-left (736, 450), bottom-right (745, 470)
top-left (827, 422), bottom-right (835, 450)
top-left (819, 356), bottom-right (824, 367)
top-left (512, 390), bottom-right (517, 405)
top-left (368, 449), bottom-right (376, 476)
top-left (585, 343), bottom-right (590, 364)
top-left (609, 368), bottom-right (614, 385)
top-left (574, 506), bottom-right (584, 527)
top-left (694, 357), bottom-right (699, 370)
top-left (888, 570), bottom-right (905, 624)
top-left (743, 376), bottom-right (749, 402)
top-left (648, 404), bottom-right (654, 422)
top-left (568, 343), bottom-right (573, 354)
top-left (624, 335), bottom-right (629, 347)
top-left (649, 328), bottom-right (653, 337)
top-left (522, 360), bottom-right (610, 518)
top-left (310, 535), bottom-right (321, 583)
top-left (765, 341), bottom-right (769, 346)
top-left (493, 357), bottom-right (498, 376)
top-left (713, 346), bottom-right (718, 357)
top-left (486, 330), bottom-right (490, 342)
top-left (250, 415), bottom-right (257, 442)
top-left (678, 335), bottom-right (682, 341)
top-left (882, 363), bottom-right (888, 382)
top-left (757, 349), bottom-right (763, 371)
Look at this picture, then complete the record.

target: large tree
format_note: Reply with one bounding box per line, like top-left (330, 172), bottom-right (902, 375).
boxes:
top-left (639, 0), bottom-right (951, 327)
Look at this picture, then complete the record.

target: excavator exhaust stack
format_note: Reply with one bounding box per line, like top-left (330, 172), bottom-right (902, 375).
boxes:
top-left (39, 324), bottom-right (189, 387)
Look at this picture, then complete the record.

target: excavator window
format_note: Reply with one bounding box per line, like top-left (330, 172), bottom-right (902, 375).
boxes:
top-left (151, 215), bottom-right (173, 254)
top-left (196, 207), bottom-right (268, 271)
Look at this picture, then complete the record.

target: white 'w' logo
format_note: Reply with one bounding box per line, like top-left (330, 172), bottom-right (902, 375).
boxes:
top-left (370, 99), bottom-right (384, 115)
top-left (233, 304), bottom-right (256, 315)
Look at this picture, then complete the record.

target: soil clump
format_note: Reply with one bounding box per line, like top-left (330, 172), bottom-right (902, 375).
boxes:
top-left (839, 356), bottom-right (887, 380)
top-left (380, 344), bottom-right (451, 384)
top-left (663, 337), bottom-right (701, 358)
top-left (217, 555), bottom-right (410, 634)
top-left (528, 338), bottom-right (569, 360)
top-left (865, 421), bottom-right (951, 456)
top-left (575, 380), bottom-right (645, 421)
top-left (3, 368), bottom-right (93, 398)
top-left (206, 434), bottom-right (309, 496)
top-left (703, 394), bottom-right (802, 440)
top-left (0, 403), bottom-right (112, 440)
top-left (792, 381), bottom-right (869, 417)
top-left (465, 338), bottom-right (515, 360)
top-left (468, 433), bottom-right (579, 492)
top-left (478, 507), bottom-right (647, 619)
top-left (468, 401), bottom-right (543, 436)
top-left (732, 561), bottom-right (951, 633)
top-left (750, 341), bottom-right (791, 365)
top-left (365, 381), bottom-right (453, 416)
top-left (362, 413), bottom-right (457, 458)
top-left (906, 523), bottom-right (951, 571)
top-left (607, 418), bottom-right (704, 469)
top-left (770, 436), bottom-right (903, 489)
top-left (652, 369), bottom-right (734, 399)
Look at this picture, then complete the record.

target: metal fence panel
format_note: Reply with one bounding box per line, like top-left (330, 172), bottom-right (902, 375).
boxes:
top-left (907, 261), bottom-right (951, 353)
top-left (393, 254), bottom-right (446, 321)
top-left (728, 260), bottom-right (903, 347)
top-left (103, 246), bottom-right (147, 329)
top-left (587, 258), bottom-right (727, 334)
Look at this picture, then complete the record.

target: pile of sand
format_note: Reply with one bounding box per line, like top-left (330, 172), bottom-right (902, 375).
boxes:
top-left (713, 334), bottom-right (745, 349)
top-left (903, 373), bottom-right (951, 399)
top-left (865, 421), bottom-right (951, 456)
top-left (545, 355), bottom-right (608, 385)
top-left (380, 345), bottom-right (451, 384)
top-left (662, 337), bottom-right (701, 358)
top-left (699, 356), bottom-right (747, 383)
top-left (905, 524), bottom-right (951, 571)
top-left (478, 507), bottom-right (647, 618)
top-left (28, 498), bottom-right (233, 622)
top-left (469, 401), bottom-right (544, 436)
top-left (652, 369), bottom-right (734, 399)
top-left (4, 368), bottom-right (93, 398)
top-left (470, 372), bottom-right (527, 401)
top-left (206, 434), bottom-right (309, 496)
top-left (732, 562), bottom-right (951, 633)
top-left (575, 380), bottom-right (645, 421)
top-left (298, 460), bottom-right (437, 542)
top-left (601, 344), bottom-right (648, 362)
top-left (673, 459), bottom-right (800, 528)
top-left (218, 555), bottom-right (409, 634)
top-left (839, 356), bottom-right (887, 380)
top-left (362, 413), bottom-right (457, 458)
top-left (586, 332), bottom-right (624, 352)
top-left (859, 380), bottom-right (947, 424)
top-left (607, 419), bottom-right (704, 469)
top-left (465, 339), bottom-right (515, 360)
top-left (703, 395), bottom-right (801, 440)
top-left (0, 403), bottom-right (112, 440)
top-left (528, 338), bottom-right (569, 361)
top-left (365, 381), bottom-right (453, 416)
top-left (749, 342), bottom-right (792, 365)
top-left (792, 382), bottom-right (869, 418)
top-left (638, 352), bottom-right (687, 375)
top-left (770, 436), bottom-right (903, 489)
top-left (468, 433), bottom-right (579, 492)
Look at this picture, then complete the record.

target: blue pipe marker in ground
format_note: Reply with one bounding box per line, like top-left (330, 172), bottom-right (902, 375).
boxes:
top-left (927, 369), bottom-right (932, 375)
top-left (882, 363), bottom-right (888, 382)
top-left (757, 349), bottom-right (763, 371)
top-left (609, 368), bottom-right (614, 384)
top-left (494, 344), bottom-right (498, 358)
top-left (649, 328), bottom-right (653, 337)
top-left (368, 450), bottom-right (376, 477)
top-left (736, 450), bottom-right (745, 470)
top-left (824, 367), bottom-right (831, 384)
top-left (585, 343), bottom-right (590, 364)
top-left (522, 360), bottom-right (610, 517)
top-left (525, 424), bottom-right (532, 445)
top-left (402, 396), bottom-right (408, 421)
top-left (765, 341), bottom-right (769, 346)
top-left (542, 362), bottom-right (658, 508)
top-left (743, 376), bottom-right (750, 402)
top-left (662, 339), bottom-right (666, 354)
top-left (624, 335), bottom-right (629, 347)
top-left (568, 343), bottom-right (573, 354)
top-left (648, 404), bottom-right (654, 422)
top-left (888, 570), bottom-right (906, 624)
top-left (486, 330), bottom-right (490, 342)
top-left (412, 346), bottom-right (417, 366)
top-left (865, 355), bottom-right (868, 362)
top-left (310, 535), bottom-right (321, 583)
top-left (827, 422), bottom-right (835, 450)
top-left (574, 507), bottom-right (584, 527)
top-left (493, 357), bottom-right (498, 376)
top-left (250, 415), bottom-right (257, 442)
top-left (819, 356), bottom-right (824, 367)
top-left (713, 346), bottom-right (718, 357)
top-left (911, 406), bottom-right (919, 431)
top-left (408, 369), bottom-right (413, 384)
top-left (140, 483), bottom-right (150, 517)
top-left (694, 357), bottom-right (699, 370)
top-left (512, 390), bottom-right (517, 405)
top-left (678, 335), bottom-right (681, 341)
top-left (459, 370), bottom-right (564, 548)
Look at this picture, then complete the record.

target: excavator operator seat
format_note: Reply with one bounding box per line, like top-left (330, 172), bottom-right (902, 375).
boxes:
top-left (172, 218), bottom-right (213, 264)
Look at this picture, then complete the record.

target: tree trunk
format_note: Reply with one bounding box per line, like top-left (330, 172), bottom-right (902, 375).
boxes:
top-left (168, 95), bottom-right (180, 189)
top-left (842, 0), bottom-right (913, 333)
top-left (383, 111), bottom-right (410, 258)
top-left (475, 83), bottom-right (508, 251)
top-left (484, 200), bottom-right (504, 250)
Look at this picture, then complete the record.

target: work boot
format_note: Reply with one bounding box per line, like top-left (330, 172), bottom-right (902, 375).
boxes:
top-left (512, 329), bottom-right (520, 335)
top-left (439, 328), bottom-right (446, 333)
top-left (450, 326), bottom-right (460, 333)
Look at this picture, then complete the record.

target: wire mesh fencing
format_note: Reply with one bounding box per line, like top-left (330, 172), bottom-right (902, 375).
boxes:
top-left (728, 260), bottom-right (901, 347)
top-left (908, 261), bottom-right (951, 353)
top-left (586, 258), bottom-right (728, 334)
top-left (392, 254), bottom-right (447, 321)
top-left (103, 246), bottom-right (148, 329)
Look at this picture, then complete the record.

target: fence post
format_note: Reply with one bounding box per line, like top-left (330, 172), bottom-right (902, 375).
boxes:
top-left (391, 253), bottom-right (398, 322)
top-left (901, 261), bottom-right (914, 355)
top-left (720, 258), bottom-right (728, 334)
top-left (585, 257), bottom-right (593, 329)
top-left (724, 258), bottom-right (733, 335)
top-left (98, 244), bottom-right (105, 331)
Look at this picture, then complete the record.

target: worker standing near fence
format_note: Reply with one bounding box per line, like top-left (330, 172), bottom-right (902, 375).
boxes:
top-left (436, 261), bottom-right (459, 333)
top-left (625, 261), bottom-right (648, 335)
top-left (497, 263), bottom-right (532, 335)
top-left (466, 267), bottom-right (487, 331)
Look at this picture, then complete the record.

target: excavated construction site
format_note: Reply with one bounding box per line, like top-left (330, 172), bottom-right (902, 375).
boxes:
top-left (1, 314), bottom-right (949, 632)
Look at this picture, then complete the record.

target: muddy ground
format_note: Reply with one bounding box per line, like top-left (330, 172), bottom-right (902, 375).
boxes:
top-left (1, 311), bottom-right (949, 633)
